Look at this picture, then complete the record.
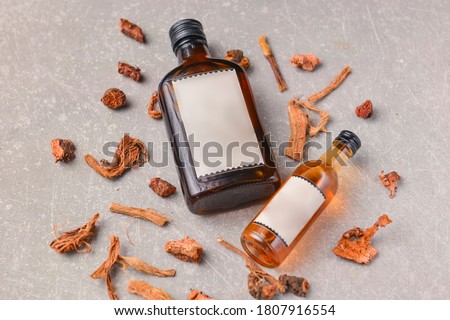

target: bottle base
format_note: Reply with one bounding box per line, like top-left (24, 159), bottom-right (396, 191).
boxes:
top-left (241, 231), bottom-right (281, 268)
top-left (187, 180), bottom-right (279, 214)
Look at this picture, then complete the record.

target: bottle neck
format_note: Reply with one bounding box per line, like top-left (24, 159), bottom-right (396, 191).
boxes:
top-left (176, 41), bottom-right (211, 64)
top-left (319, 140), bottom-right (353, 173)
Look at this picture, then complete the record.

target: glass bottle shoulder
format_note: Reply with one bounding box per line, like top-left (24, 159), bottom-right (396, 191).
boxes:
top-left (159, 58), bottom-right (246, 89)
top-left (293, 160), bottom-right (339, 196)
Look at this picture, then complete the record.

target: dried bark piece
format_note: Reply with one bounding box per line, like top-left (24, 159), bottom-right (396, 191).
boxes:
top-left (258, 35), bottom-right (287, 92)
top-left (308, 66), bottom-right (352, 103)
top-left (379, 171), bottom-right (400, 198)
top-left (147, 91), bottom-right (162, 119)
top-left (128, 280), bottom-right (173, 300)
top-left (290, 54), bottom-right (320, 71)
top-left (118, 255), bottom-right (176, 277)
top-left (109, 202), bottom-right (169, 227)
top-left (224, 49), bottom-right (251, 70)
top-left (51, 139), bottom-right (75, 163)
top-left (285, 99), bottom-right (309, 161)
top-left (165, 236), bottom-right (202, 263)
top-left (119, 18), bottom-right (145, 43)
top-left (101, 88), bottom-right (127, 109)
top-left (149, 178), bottom-right (177, 198)
top-left (355, 100), bottom-right (373, 119)
top-left (333, 214), bottom-right (392, 264)
top-left (50, 213), bottom-right (99, 254)
top-left (187, 289), bottom-right (215, 300)
top-left (85, 134), bottom-right (148, 180)
top-left (118, 62), bottom-right (141, 82)
top-left (279, 274), bottom-right (309, 297)
top-left (217, 237), bottom-right (308, 300)
top-left (91, 235), bottom-right (120, 300)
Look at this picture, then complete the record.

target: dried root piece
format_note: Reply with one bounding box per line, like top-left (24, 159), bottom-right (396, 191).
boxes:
top-left (51, 139), bottom-right (75, 163)
top-left (187, 289), bottom-right (215, 300)
top-left (248, 270), bottom-right (280, 300)
top-left (217, 237), bottom-right (309, 300)
top-left (128, 280), bottom-right (173, 300)
top-left (279, 274), bottom-right (309, 297)
top-left (50, 213), bottom-right (99, 254)
top-left (91, 236), bottom-right (174, 300)
top-left (149, 178), bottom-right (177, 198)
top-left (285, 66), bottom-right (351, 161)
top-left (118, 62), bottom-right (141, 82)
top-left (285, 99), bottom-right (309, 161)
top-left (119, 18), bottom-right (145, 43)
top-left (296, 99), bottom-right (330, 137)
top-left (355, 100), bottom-right (373, 119)
top-left (109, 202), bottom-right (169, 227)
top-left (118, 255), bottom-right (176, 277)
top-left (290, 54), bottom-right (320, 71)
top-left (333, 214), bottom-right (392, 264)
top-left (147, 91), bottom-right (162, 119)
top-left (308, 66), bottom-right (351, 103)
top-left (285, 98), bottom-right (330, 160)
top-left (84, 134), bottom-right (148, 180)
top-left (379, 171), bottom-right (400, 198)
top-left (258, 35), bottom-right (287, 92)
top-left (101, 88), bottom-right (127, 109)
top-left (91, 235), bottom-right (120, 300)
top-left (225, 49), bottom-right (251, 70)
top-left (218, 237), bottom-right (284, 299)
top-left (165, 237), bottom-right (202, 263)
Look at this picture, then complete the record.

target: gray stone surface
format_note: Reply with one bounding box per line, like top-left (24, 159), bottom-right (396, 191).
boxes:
top-left (0, 0), bottom-right (449, 300)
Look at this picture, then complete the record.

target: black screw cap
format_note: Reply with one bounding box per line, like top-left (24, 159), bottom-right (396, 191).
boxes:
top-left (335, 130), bottom-right (361, 155)
top-left (169, 19), bottom-right (207, 54)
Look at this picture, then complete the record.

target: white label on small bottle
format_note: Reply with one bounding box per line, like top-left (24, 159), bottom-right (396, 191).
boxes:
top-left (254, 175), bottom-right (326, 246)
top-left (172, 69), bottom-right (264, 178)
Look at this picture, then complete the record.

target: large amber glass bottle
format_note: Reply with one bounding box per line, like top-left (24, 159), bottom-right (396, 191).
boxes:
top-left (158, 19), bottom-right (280, 214)
top-left (241, 130), bottom-right (361, 267)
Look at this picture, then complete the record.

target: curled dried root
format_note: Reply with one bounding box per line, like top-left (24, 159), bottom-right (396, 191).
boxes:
top-left (50, 213), bottom-right (99, 254)
top-left (85, 134), bottom-right (148, 180)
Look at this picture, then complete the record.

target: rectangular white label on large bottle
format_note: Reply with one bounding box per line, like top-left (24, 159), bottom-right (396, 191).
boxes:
top-left (172, 69), bottom-right (264, 178)
top-left (254, 175), bottom-right (326, 246)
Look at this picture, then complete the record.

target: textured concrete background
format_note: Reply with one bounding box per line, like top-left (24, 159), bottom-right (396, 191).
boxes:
top-left (0, 0), bottom-right (449, 299)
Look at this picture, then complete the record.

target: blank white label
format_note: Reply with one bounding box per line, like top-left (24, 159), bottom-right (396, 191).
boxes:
top-left (172, 69), bottom-right (264, 178)
top-left (254, 175), bottom-right (326, 246)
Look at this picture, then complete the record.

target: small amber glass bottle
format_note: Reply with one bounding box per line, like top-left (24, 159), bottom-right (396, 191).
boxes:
top-left (158, 19), bottom-right (280, 214)
top-left (241, 130), bottom-right (361, 267)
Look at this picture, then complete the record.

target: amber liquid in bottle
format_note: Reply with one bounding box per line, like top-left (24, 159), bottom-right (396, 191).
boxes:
top-left (158, 19), bottom-right (280, 214)
top-left (241, 131), bottom-right (361, 267)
